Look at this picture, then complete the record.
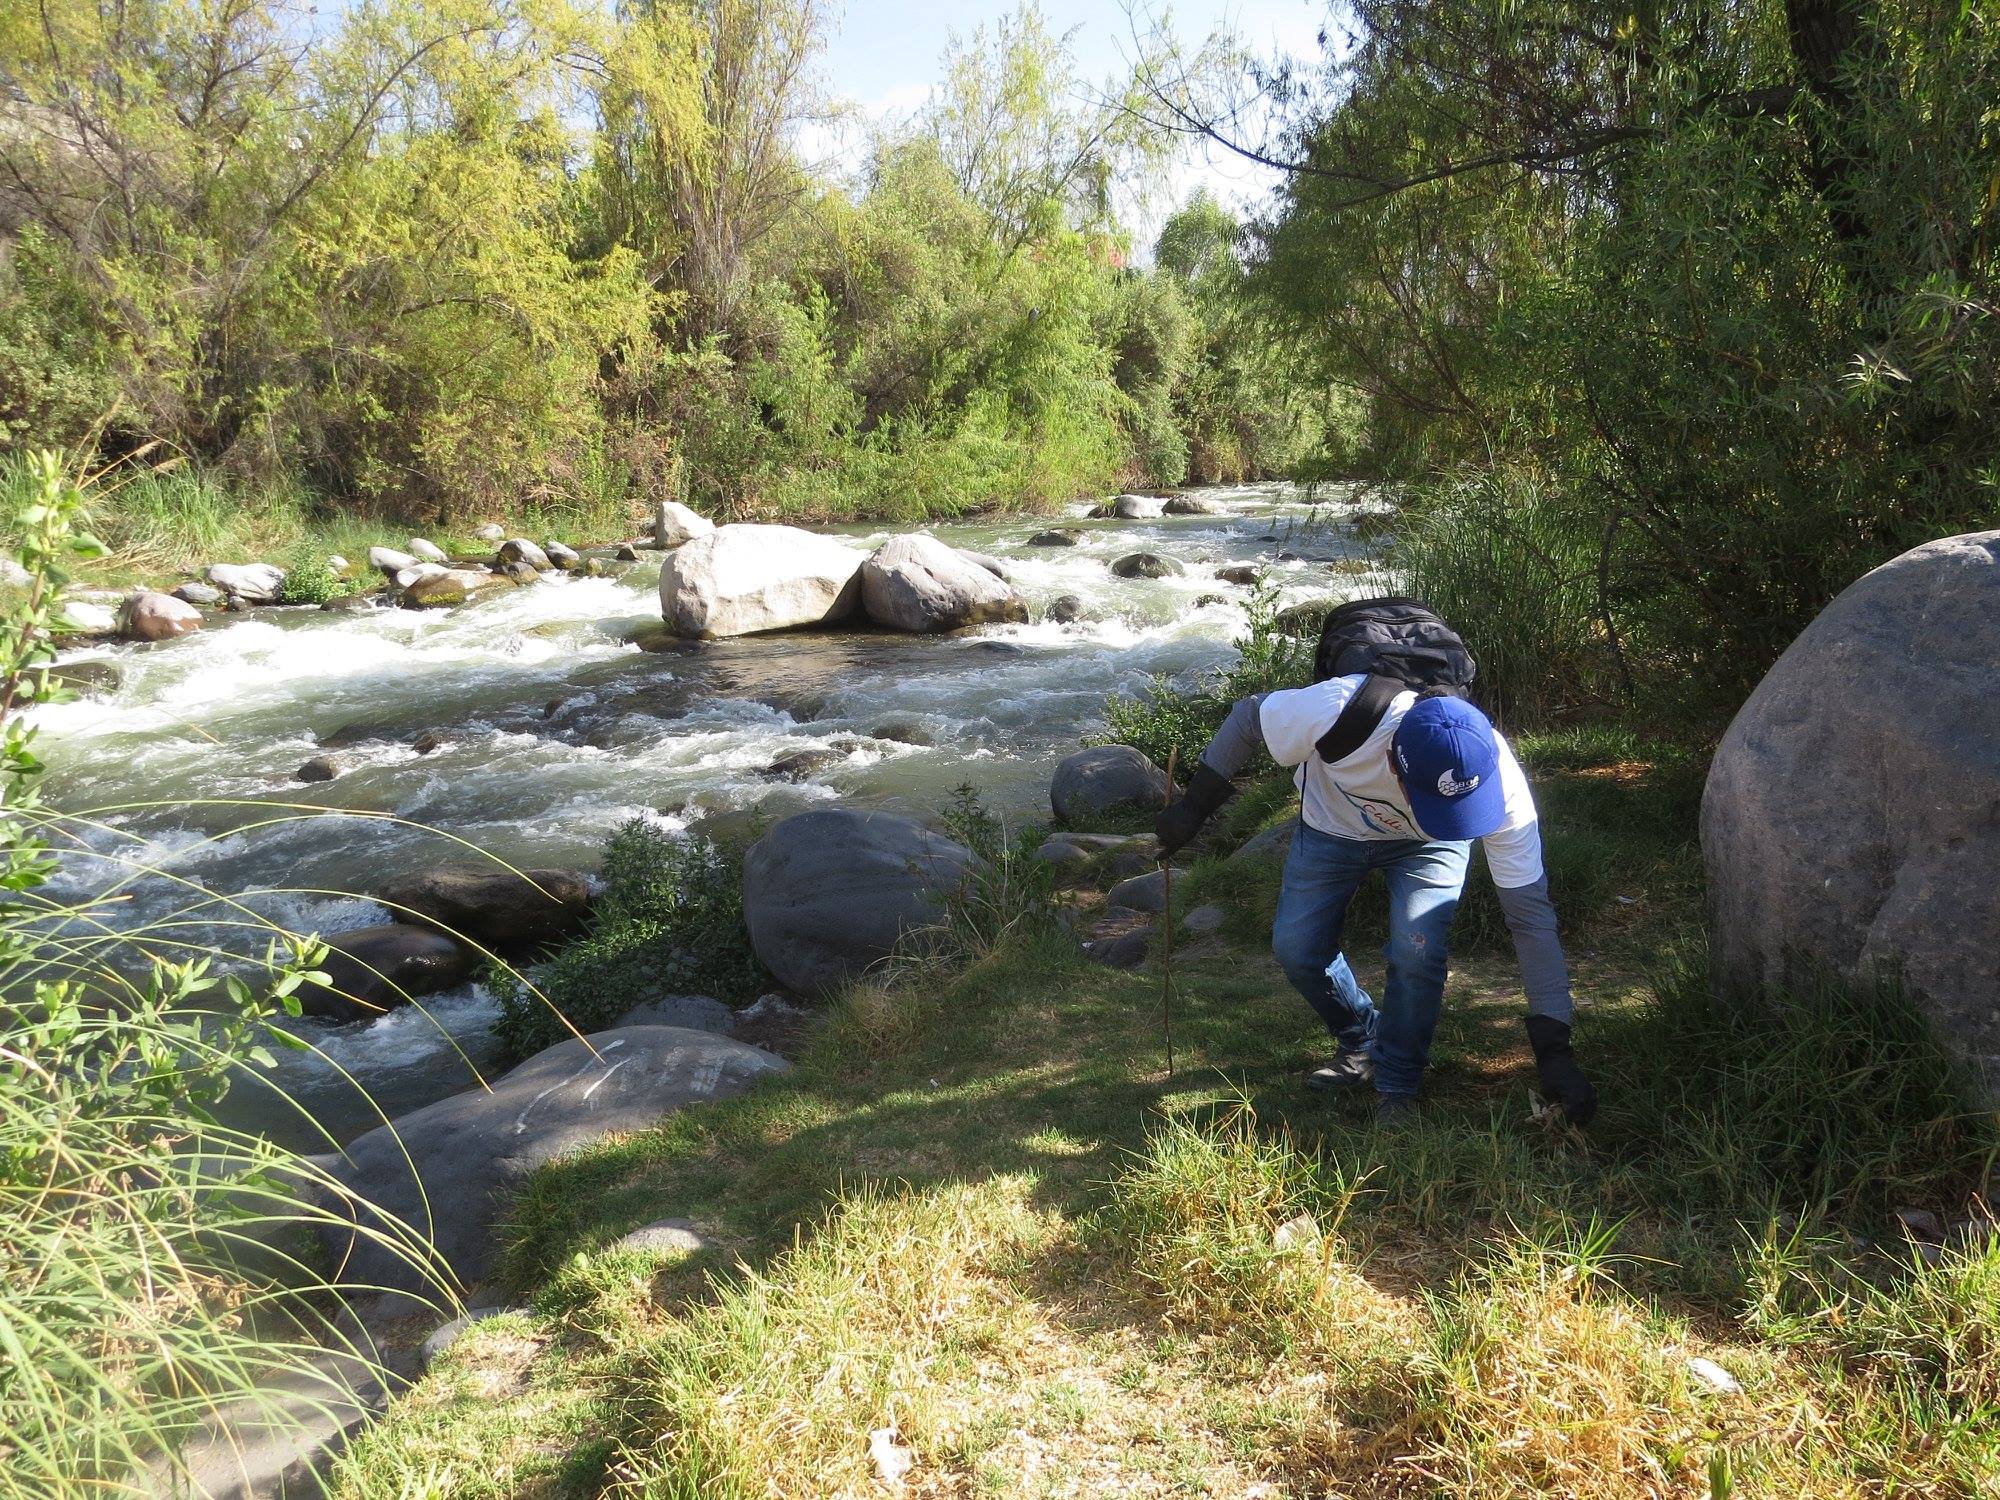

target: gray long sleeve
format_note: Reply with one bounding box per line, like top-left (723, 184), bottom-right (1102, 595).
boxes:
top-left (1199, 693), bottom-right (1269, 778)
top-left (1495, 877), bottom-right (1572, 1022)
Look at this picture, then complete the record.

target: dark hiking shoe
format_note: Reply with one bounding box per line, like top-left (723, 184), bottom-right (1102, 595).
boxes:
top-left (1305, 1051), bottom-right (1375, 1092)
top-left (1375, 1094), bottom-right (1419, 1125)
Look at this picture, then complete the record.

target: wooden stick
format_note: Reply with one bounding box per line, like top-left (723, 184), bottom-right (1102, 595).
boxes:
top-left (1160, 746), bottom-right (1178, 1079)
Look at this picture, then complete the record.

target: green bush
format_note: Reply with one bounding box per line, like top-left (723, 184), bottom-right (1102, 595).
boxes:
top-left (0, 452), bottom-right (442, 1498)
top-left (275, 550), bottom-right (348, 606)
top-left (493, 820), bottom-right (765, 1057)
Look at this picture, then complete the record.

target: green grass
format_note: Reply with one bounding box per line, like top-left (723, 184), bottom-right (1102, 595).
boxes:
top-left (327, 725), bottom-right (1999, 1498)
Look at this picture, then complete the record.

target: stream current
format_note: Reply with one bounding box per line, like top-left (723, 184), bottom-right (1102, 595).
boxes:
top-left (32, 484), bottom-right (1385, 1145)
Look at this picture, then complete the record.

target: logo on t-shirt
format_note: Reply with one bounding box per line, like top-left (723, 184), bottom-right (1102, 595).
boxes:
top-left (1348, 795), bottom-right (1417, 837)
top-left (1437, 769), bottom-right (1481, 797)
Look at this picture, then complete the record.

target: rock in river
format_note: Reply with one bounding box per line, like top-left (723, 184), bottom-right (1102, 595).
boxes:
top-left (1028, 529), bottom-right (1082, 547)
top-left (1704, 529), bottom-right (2000, 1097)
top-left (402, 568), bottom-right (505, 609)
top-left (661, 523), bottom-right (865, 639)
top-left (545, 540), bottom-right (581, 571)
top-left (1046, 594), bottom-right (1085, 624)
top-left (206, 562), bottom-right (286, 604)
top-left (654, 499), bottom-right (715, 549)
top-left (496, 538), bottom-right (553, 572)
top-left (59, 598), bottom-right (117, 634)
top-left (1164, 495), bottom-right (1228, 516)
top-left (860, 533), bottom-right (1027, 632)
top-left (173, 581), bottom-right (224, 607)
top-left (1111, 494), bottom-right (1166, 519)
top-left (1051, 745), bottom-right (1169, 825)
top-left (1111, 552), bottom-right (1182, 580)
top-left (744, 808), bottom-right (979, 998)
top-left (376, 864), bottom-right (591, 951)
top-left (296, 755), bottom-right (340, 783)
top-left (120, 590), bottom-right (202, 641)
top-left (296, 923), bottom-right (477, 1021)
top-left (1215, 564), bottom-right (1261, 586)
top-left (318, 1026), bottom-right (788, 1298)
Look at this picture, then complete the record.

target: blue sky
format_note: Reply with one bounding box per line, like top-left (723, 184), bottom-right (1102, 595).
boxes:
top-left (808, 0), bottom-right (1329, 230)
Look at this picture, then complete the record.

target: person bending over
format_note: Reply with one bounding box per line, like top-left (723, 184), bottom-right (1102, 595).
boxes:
top-left (1156, 679), bottom-right (1596, 1124)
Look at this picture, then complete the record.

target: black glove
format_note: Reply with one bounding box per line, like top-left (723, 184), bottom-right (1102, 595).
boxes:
top-left (1524, 1015), bottom-right (1598, 1126)
top-left (1154, 763), bottom-right (1235, 860)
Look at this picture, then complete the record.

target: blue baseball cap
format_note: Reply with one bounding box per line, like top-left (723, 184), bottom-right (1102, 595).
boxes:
top-left (1391, 695), bottom-right (1507, 840)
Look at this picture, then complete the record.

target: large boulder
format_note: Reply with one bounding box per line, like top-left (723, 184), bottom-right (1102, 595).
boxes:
top-left (319, 1026), bottom-right (788, 1297)
top-left (1051, 744), bottom-right (1169, 825)
top-left (402, 568), bottom-right (506, 609)
top-left (1164, 495), bottom-right (1228, 516)
top-left (369, 546), bottom-right (418, 576)
top-left (296, 924), bottom-right (477, 1021)
top-left (743, 808), bottom-right (979, 998)
top-left (377, 865), bottom-right (591, 951)
top-left (206, 562), bottom-right (285, 604)
top-left (1111, 494), bottom-right (1166, 519)
top-left (407, 537), bottom-right (448, 564)
top-left (1704, 531), bottom-right (2000, 1096)
top-left (859, 533), bottom-right (1028, 633)
top-left (660, 524), bottom-right (865, 639)
top-left (654, 500), bottom-right (715, 549)
top-left (120, 590), bottom-right (202, 641)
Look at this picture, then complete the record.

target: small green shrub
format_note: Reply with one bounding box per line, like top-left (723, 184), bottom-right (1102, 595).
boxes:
top-left (493, 820), bottom-right (765, 1057)
top-left (275, 550), bottom-right (347, 605)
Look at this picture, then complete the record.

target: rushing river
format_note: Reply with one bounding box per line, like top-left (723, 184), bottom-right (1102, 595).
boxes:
top-left (32, 483), bottom-right (1386, 1145)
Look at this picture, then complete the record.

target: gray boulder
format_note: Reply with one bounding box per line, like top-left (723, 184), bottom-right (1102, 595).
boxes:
top-left (173, 581), bottom-right (224, 607)
top-left (860, 533), bottom-right (1027, 632)
top-left (661, 524), bottom-right (865, 639)
top-left (206, 562), bottom-right (285, 604)
top-left (296, 755), bottom-right (340, 784)
top-left (369, 546), bottom-right (418, 576)
top-left (1111, 552), bottom-right (1181, 580)
top-left (744, 808), bottom-right (979, 998)
top-left (1165, 495), bottom-right (1228, 516)
top-left (376, 864), bottom-right (591, 951)
top-left (1050, 745), bottom-right (1169, 825)
top-left (120, 590), bottom-right (202, 642)
top-left (497, 538), bottom-right (553, 572)
top-left (60, 598), bottom-right (118, 634)
top-left (545, 540), bottom-right (581, 571)
top-left (402, 568), bottom-right (505, 609)
top-left (407, 537), bottom-right (448, 564)
top-left (1704, 530), bottom-right (2000, 1097)
top-left (473, 522), bottom-right (507, 545)
top-left (1046, 594), bottom-right (1086, 624)
top-left (1028, 529), bottom-right (1082, 547)
top-left (654, 500), bottom-right (716, 549)
top-left (1215, 564), bottom-right (1261, 586)
top-left (1107, 868), bottom-right (1169, 914)
top-left (319, 1026), bottom-right (788, 1296)
top-left (1229, 818), bottom-right (1297, 868)
top-left (297, 923), bottom-right (477, 1021)
top-left (1111, 494), bottom-right (1166, 520)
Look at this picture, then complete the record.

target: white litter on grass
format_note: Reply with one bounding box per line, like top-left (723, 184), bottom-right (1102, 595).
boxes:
top-left (868, 1425), bottom-right (913, 1486)
top-left (1687, 1356), bottom-right (1742, 1395)
top-left (1273, 1212), bottom-right (1320, 1249)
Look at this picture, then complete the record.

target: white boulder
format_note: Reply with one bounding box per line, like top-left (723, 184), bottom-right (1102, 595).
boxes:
top-left (660, 524), bottom-right (865, 638)
top-left (654, 500), bottom-right (716, 550)
top-left (860, 533), bottom-right (1028, 632)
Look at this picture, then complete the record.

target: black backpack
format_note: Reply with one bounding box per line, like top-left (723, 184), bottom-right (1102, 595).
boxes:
top-left (1310, 597), bottom-right (1477, 764)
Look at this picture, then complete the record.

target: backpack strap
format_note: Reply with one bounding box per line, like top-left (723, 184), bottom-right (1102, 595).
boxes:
top-left (1314, 673), bottom-right (1403, 765)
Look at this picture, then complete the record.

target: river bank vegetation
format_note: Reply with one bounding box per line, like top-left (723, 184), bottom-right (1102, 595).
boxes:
top-left (1, 0), bottom-right (1336, 564)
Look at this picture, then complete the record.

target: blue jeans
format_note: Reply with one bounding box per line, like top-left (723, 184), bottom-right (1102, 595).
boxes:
top-left (1270, 822), bottom-right (1471, 1098)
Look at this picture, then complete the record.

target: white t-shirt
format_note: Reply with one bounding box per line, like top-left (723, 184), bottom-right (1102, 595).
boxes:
top-left (1257, 676), bottom-right (1545, 888)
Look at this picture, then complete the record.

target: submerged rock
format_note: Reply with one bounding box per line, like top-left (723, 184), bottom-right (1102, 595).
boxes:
top-left (1027, 529), bottom-right (1082, 547)
top-left (860, 533), bottom-right (1027, 633)
top-left (296, 923), bottom-right (477, 1021)
top-left (1110, 552), bottom-right (1181, 580)
top-left (296, 755), bottom-right (340, 784)
top-left (1050, 745), bottom-right (1169, 824)
top-left (318, 1026), bottom-right (788, 1297)
top-left (1045, 594), bottom-right (1086, 624)
top-left (1215, 564), bottom-right (1261, 586)
top-left (743, 808), bottom-right (979, 998)
top-left (376, 864), bottom-right (591, 951)
top-left (660, 524), bottom-right (865, 639)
